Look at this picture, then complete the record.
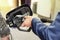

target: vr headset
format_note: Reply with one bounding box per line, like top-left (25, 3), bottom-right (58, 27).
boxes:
top-left (6, 4), bottom-right (33, 32)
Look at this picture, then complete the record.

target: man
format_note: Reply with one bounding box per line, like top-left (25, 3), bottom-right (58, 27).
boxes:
top-left (21, 12), bottom-right (60, 40)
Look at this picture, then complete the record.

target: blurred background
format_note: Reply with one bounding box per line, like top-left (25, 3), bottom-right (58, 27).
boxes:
top-left (0, 0), bottom-right (60, 40)
top-left (0, 0), bottom-right (60, 20)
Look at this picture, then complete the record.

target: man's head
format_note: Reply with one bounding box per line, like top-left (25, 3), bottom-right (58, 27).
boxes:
top-left (0, 13), bottom-right (10, 38)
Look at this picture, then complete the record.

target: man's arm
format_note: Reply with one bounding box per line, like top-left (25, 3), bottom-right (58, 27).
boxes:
top-left (21, 12), bottom-right (60, 40)
top-left (31, 12), bottom-right (60, 40)
top-left (31, 18), bottom-right (48, 40)
top-left (21, 16), bottom-right (48, 40)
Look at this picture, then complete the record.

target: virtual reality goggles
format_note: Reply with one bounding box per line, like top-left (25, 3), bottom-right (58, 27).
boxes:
top-left (6, 4), bottom-right (33, 32)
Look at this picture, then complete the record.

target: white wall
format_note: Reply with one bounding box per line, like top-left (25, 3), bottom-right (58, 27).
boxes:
top-left (37, 0), bottom-right (51, 18)
top-left (0, 0), bottom-right (17, 18)
top-left (53, 0), bottom-right (60, 20)
top-left (31, 0), bottom-right (60, 20)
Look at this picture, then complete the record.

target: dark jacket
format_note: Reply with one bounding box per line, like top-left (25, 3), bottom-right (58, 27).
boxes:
top-left (32, 12), bottom-right (60, 40)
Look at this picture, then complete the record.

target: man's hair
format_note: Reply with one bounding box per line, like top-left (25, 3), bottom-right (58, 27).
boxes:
top-left (0, 13), bottom-right (10, 37)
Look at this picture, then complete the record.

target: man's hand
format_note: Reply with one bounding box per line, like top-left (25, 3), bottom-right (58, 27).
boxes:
top-left (21, 16), bottom-right (33, 27)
